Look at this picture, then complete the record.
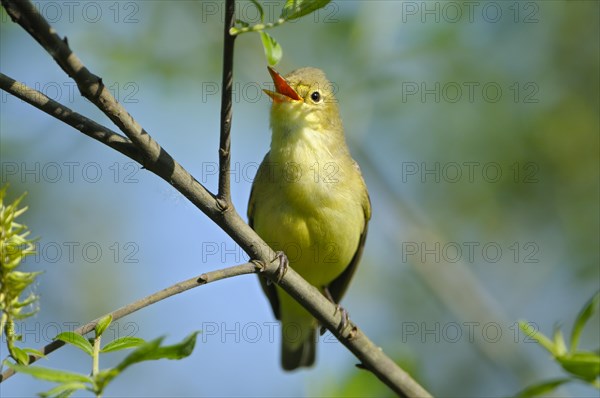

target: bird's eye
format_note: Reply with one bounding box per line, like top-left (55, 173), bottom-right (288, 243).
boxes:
top-left (310, 91), bottom-right (321, 103)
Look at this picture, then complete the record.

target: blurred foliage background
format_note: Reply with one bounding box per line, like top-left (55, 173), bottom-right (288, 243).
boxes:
top-left (1, 1), bottom-right (598, 396)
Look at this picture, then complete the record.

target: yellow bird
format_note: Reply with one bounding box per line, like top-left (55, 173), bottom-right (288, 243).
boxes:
top-left (248, 66), bottom-right (371, 370)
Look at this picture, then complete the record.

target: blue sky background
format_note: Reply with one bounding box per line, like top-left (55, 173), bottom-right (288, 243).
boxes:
top-left (1, 1), bottom-right (599, 397)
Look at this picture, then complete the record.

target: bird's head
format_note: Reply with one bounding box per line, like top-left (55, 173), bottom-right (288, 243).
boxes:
top-left (263, 66), bottom-right (342, 135)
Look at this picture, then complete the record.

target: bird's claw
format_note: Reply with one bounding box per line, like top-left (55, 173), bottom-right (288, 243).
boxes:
top-left (320, 287), bottom-right (351, 335)
top-left (336, 305), bottom-right (350, 332)
top-left (320, 304), bottom-right (350, 335)
top-left (266, 251), bottom-right (289, 285)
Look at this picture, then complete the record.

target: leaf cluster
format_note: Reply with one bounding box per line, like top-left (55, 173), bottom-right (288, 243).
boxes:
top-left (516, 292), bottom-right (600, 396)
top-left (6, 314), bottom-right (199, 397)
top-left (231, 0), bottom-right (331, 65)
top-left (0, 184), bottom-right (42, 365)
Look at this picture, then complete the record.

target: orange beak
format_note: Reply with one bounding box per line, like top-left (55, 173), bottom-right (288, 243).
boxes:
top-left (263, 66), bottom-right (303, 103)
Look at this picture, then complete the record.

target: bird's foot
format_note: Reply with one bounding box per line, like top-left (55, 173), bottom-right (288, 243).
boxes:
top-left (320, 287), bottom-right (350, 335)
top-left (266, 251), bottom-right (289, 285)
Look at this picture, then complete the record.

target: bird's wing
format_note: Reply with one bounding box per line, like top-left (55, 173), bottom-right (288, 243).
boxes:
top-left (326, 174), bottom-right (371, 304)
top-left (248, 152), bottom-right (281, 320)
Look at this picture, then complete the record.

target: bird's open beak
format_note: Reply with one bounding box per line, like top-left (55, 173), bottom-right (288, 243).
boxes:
top-left (263, 66), bottom-right (303, 103)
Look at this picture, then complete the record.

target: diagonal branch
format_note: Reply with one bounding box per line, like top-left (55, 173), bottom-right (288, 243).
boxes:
top-left (0, 73), bottom-right (142, 163)
top-left (217, 0), bottom-right (237, 207)
top-left (0, 262), bottom-right (259, 382)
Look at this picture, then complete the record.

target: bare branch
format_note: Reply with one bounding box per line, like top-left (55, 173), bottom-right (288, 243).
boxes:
top-left (0, 73), bottom-right (142, 163)
top-left (217, 0), bottom-right (237, 207)
top-left (0, 262), bottom-right (259, 382)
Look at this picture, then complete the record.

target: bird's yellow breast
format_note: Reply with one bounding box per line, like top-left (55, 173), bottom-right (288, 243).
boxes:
top-left (251, 126), bottom-right (365, 287)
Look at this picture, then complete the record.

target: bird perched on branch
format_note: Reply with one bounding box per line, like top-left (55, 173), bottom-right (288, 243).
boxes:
top-left (248, 66), bottom-right (371, 370)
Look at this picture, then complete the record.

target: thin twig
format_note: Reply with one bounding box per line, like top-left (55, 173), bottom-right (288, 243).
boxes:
top-left (217, 0), bottom-right (237, 207)
top-left (229, 19), bottom-right (285, 35)
top-left (0, 262), bottom-right (258, 382)
top-left (0, 73), bottom-right (142, 163)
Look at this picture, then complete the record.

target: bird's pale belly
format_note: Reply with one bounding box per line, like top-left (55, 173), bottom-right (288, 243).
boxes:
top-left (254, 198), bottom-right (362, 288)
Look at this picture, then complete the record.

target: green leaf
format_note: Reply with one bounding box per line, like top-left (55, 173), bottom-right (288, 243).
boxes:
top-left (259, 31), bottom-right (282, 66)
top-left (115, 337), bottom-right (163, 372)
top-left (150, 331), bottom-right (199, 360)
top-left (553, 326), bottom-right (567, 356)
top-left (519, 321), bottom-right (556, 355)
top-left (11, 346), bottom-right (30, 365)
top-left (116, 332), bottom-right (199, 372)
top-left (570, 291), bottom-right (599, 352)
top-left (54, 332), bottom-right (93, 356)
top-left (280, 0), bottom-right (331, 20)
top-left (4, 362), bottom-right (93, 384)
top-left (557, 351), bottom-right (600, 381)
top-left (39, 382), bottom-right (89, 398)
top-left (234, 19), bottom-right (250, 28)
top-left (250, 0), bottom-right (264, 22)
top-left (95, 314), bottom-right (113, 338)
top-left (514, 378), bottom-right (571, 397)
top-left (101, 336), bottom-right (146, 353)
top-left (23, 347), bottom-right (46, 359)
top-left (94, 368), bottom-right (120, 394)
